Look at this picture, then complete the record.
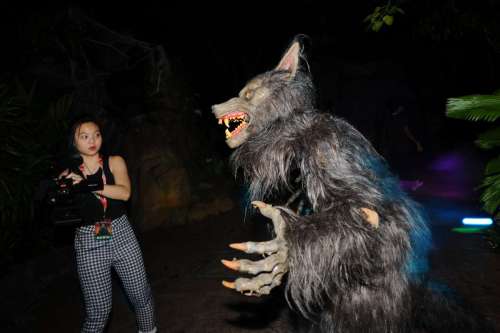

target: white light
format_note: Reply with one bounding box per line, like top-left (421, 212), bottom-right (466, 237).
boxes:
top-left (462, 218), bottom-right (493, 226)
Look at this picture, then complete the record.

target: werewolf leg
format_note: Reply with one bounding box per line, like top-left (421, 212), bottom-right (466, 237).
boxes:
top-left (222, 201), bottom-right (289, 296)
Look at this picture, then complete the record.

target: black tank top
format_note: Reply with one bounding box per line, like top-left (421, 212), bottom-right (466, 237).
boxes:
top-left (78, 155), bottom-right (127, 225)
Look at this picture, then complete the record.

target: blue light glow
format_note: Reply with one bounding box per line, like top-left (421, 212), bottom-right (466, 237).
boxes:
top-left (462, 218), bottom-right (493, 226)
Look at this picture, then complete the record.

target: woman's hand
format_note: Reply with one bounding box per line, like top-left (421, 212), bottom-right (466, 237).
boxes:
top-left (58, 169), bottom-right (84, 185)
top-left (58, 169), bottom-right (69, 179)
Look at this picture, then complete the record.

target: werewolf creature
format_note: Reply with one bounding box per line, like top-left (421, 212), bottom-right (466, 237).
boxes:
top-left (212, 36), bottom-right (495, 332)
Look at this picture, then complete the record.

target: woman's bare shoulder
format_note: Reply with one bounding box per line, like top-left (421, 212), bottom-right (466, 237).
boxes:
top-left (108, 155), bottom-right (128, 171)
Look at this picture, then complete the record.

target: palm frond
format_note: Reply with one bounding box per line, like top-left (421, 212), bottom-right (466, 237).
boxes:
top-left (475, 127), bottom-right (500, 149)
top-left (446, 95), bottom-right (500, 122)
top-left (473, 132), bottom-right (500, 215)
top-left (479, 174), bottom-right (500, 214)
top-left (484, 156), bottom-right (500, 176)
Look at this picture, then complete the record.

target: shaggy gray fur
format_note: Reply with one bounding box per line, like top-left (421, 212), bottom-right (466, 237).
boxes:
top-left (221, 36), bottom-right (494, 332)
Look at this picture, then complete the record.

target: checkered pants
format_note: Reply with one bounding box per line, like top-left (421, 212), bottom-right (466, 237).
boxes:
top-left (74, 215), bottom-right (156, 333)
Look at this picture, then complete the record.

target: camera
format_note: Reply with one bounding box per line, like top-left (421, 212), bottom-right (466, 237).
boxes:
top-left (46, 175), bottom-right (82, 227)
top-left (45, 168), bottom-right (104, 227)
top-left (41, 152), bottom-right (105, 227)
top-left (48, 177), bottom-right (73, 203)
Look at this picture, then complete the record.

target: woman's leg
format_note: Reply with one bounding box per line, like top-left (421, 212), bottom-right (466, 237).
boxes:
top-left (112, 217), bottom-right (156, 332)
top-left (75, 236), bottom-right (113, 333)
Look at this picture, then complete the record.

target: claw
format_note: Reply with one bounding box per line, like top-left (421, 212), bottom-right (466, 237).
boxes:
top-left (251, 201), bottom-right (285, 236)
top-left (221, 259), bottom-right (240, 271)
top-left (229, 243), bottom-right (247, 252)
top-left (251, 200), bottom-right (266, 208)
top-left (222, 200), bottom-right (288, 296)
top-left (222, 280), bottom-right (236, 289)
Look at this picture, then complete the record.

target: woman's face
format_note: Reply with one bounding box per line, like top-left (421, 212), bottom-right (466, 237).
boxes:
top-left (74, 122), bottom-right (102, 156)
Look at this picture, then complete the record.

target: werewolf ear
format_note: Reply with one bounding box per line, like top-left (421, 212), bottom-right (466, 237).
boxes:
top-left (275, 41), bottom-right (301, 79)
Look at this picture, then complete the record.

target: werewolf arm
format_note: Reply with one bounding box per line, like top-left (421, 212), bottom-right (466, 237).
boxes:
top-left (222, 201), bottom-right (289, 296)
top-left (221, 201), bottom-right (380, 303)
top-left (282, 203), bottom-right (387, 317)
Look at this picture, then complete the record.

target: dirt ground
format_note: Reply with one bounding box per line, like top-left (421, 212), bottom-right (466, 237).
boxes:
top-left (3, 188), bottom-right (500, 332)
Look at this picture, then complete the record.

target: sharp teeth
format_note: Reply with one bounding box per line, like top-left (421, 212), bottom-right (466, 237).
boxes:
top-left (224, 118), bottom-right (230, 127)
top-left (225, 129), bottom-right (231, 138)
top-left (218, 119), bottom-right (222, 125)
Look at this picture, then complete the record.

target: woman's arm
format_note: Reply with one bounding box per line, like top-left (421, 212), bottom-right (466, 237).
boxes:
top-left (96, 155), bottom-right (131, 201)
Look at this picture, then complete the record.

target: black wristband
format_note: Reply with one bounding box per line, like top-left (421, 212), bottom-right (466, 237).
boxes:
top-left (74, 169), bottom-right (104, 193)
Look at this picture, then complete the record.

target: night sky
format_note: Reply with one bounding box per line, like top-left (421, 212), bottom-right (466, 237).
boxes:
top-left (2, 1), bottom-right (500, 148)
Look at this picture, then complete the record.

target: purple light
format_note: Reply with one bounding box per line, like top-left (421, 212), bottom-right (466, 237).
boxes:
top-left (430, 153), bottom-right (463, 172)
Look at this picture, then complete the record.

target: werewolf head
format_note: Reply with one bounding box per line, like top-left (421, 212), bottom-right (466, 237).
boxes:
top-left (212, 37), bottom-right (315, 148)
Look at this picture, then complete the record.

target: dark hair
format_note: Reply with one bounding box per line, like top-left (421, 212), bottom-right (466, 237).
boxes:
top-left (67, 114), bottom-right (104, 157)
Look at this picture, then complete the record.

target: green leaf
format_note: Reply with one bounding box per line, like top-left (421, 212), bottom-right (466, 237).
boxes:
top-left (475, 127), bottom-right (500, 149)
top-left (480, 181), bottom-right (500, 214)
top-left (446, 95), bottom-right (500, 122)
top-left (383, 15), bottom-right (394, 26)
top-left (363, 14), bottom-right (373, 23)
top-left (479, 174), bottom-right (500, 187)
top-left (3, 146), bottom-right (22, 157)
top-left (388, 6), bottom-right (405, 15)
top-left (485, 156), bottom-right (500, 176)
top-left (0, 179), bottom-right (13, 200)
top-left (372, 21), bottom-right (384, 32)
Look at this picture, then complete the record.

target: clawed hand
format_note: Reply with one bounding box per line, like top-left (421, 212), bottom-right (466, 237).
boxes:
top-left (221, 201), bottom-right (289, 296)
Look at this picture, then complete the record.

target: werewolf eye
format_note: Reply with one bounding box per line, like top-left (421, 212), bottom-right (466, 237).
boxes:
top-left (244, 90), bottom-right (254, 100)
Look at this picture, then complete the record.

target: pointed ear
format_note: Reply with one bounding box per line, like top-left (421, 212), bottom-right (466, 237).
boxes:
top-left (275, 41), bottom-right (301, 78)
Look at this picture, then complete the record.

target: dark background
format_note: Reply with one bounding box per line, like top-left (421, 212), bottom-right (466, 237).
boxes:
top-left (1, 0), bottom-right (499, 266)
top-left (3, 1), bottom-right (500, 113)
top-left (1, 2), bottom-right (500, 331)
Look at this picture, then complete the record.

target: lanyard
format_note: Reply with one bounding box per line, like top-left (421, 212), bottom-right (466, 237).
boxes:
top-left (79, 156), bottom-right (108, 215)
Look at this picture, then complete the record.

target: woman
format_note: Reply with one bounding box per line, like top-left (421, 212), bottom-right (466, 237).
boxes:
top-left (60, 115), bottom-right (157, 333)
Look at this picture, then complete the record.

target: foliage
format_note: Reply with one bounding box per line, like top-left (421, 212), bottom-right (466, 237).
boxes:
top-left (446, 92), bottom-right (500, 249)
top-left (364, 2), bottom-right (405, 32)
top-left (0, 7), bottom-right (190, 277)
top-left (0, 82), bottom-right (71, 273)
top-left (447, 94), bottom-right (500, 122)
top-left (365, 0), bottom-right (500, 54)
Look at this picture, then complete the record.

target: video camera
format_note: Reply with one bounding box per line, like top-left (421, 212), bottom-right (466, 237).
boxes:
top-left (44, 157), bottom-right (104, 227)
top-left (46, 174), bottom-right (83, 227)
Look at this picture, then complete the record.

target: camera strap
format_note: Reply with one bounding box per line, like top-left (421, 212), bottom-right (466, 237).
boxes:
top-left (79, 155), bottom-right (108, 213)
top-left (79, 156), bottom-right (111, 240)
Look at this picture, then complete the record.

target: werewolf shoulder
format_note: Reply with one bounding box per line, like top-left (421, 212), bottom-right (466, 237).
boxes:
top-left (232, 109), bottom-right (394, 210)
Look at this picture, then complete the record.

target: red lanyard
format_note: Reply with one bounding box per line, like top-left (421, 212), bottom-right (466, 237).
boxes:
top-left (79, 156), bottom-right (108, 214)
